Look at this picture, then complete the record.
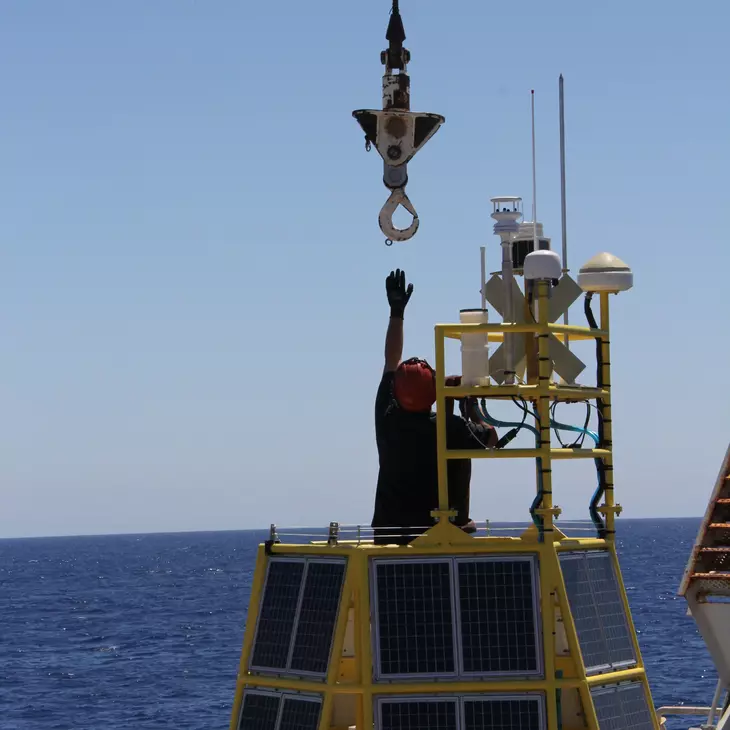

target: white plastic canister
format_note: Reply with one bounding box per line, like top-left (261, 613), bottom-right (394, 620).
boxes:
top-left (459, 309), bottom-right (489, 386)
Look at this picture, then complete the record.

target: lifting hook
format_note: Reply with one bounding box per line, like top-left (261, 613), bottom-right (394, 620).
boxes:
top-left (379, 187), bottom-right (419, 244)
top-left (352, 0), bottom-right (444, 245)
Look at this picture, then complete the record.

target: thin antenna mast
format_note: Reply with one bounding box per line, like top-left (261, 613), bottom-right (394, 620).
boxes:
top-left (531, 90), bottom-right (537, 251)
top-left (480, 247), bottom-right (487, 311)
top-left (559, 74), bottom-right (570, 344)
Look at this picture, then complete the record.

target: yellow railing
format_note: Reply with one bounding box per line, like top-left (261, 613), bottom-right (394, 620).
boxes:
top-left (228, 283), bottom-right (660, 730)
top-left (433, 282), bottom-right (618, 538)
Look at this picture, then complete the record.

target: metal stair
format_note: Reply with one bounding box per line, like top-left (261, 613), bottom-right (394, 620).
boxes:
top-left (679, 441), bottom-right (730, 690)
top-left (680, 447), bottom-right (730, 597)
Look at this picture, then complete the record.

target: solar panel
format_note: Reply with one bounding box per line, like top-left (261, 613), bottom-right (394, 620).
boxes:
top-left (278, 697), bottom-right (322, 730)
top-left (456, 557), bottom-right (541, 676)
top-left (290, 561), bottom-right (346, 674)
top-left (463, 695), bottom-right (546, 730)
top-left (376, 695), bottom-right (546, 730)
top-left (238, 691), bottom-right (280, 730)
top-left (591, 683), bottom-right (655, 730)
top-left (251, 560), bottom-right (305, 670)
top-left (251, 557), bottom-right (346, 675)
top-left (373, 559), bottom-right (456, 678)
top-left (559, 551), bottom-right (636, 674)
top-left (378, 698), bottom-right (458, 730)
top-left (238, 691), bottom-right (323, 730)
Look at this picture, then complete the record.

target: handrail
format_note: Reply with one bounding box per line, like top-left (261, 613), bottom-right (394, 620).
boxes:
top-left (655, 705), bottom-right (716, 716)
top-left (435, 321), bottom-right (608, 338)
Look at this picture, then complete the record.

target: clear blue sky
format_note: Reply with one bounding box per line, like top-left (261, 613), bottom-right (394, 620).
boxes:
top-left (2, 1), bottom-right (728, 538)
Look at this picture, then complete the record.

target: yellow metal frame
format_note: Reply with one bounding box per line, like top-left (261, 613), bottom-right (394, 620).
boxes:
top-left (229, 286), bottom-right (658, 730)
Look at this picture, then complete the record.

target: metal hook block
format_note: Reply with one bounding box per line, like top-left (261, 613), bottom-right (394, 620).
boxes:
top-left (379, 187), bottom-right (419, 242)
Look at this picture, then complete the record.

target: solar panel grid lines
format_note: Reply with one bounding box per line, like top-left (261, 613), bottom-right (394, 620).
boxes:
top-left (559, 551), bottom-right (636, 674)
top-left (376, 694), bottom-right (546, 730)
top-left (456, 557), bottom-right (541, 675)
top-left (238, 691), bottom-right (323, 730)
top-left (238, 691), bottom-right (280, 730)
top-left (617, 685), bottom-right (655, 730)
top-left (590, 683), bottom-right (655, 730)
top-left (278, 697), bottom-right (322, 730)
top-left (250, 560), bottom-right (305, 671)
top-left (290, 560), bottom-right (347, 674)
top-left (585, 555), bottom-right (636, 667)
top-left (380, 697), bottom-right (459, 730)
top-left (250, 557), bottom-right (346, 676)
top-left (463, 696), bottom-right (544, 730)
top-left (374, 559), bottom-right (457, 677)
top-left (372, 556), bottom-right (542, 680)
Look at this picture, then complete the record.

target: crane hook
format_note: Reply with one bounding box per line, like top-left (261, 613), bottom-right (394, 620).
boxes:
top-left (378, 187), bottom-right (419, 243)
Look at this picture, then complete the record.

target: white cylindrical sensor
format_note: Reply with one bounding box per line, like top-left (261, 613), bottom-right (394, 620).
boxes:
top-left (459, 309), bottom-right (490, 386)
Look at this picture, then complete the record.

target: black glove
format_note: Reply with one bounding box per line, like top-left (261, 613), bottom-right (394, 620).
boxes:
top-left (386, 269), bottom-right (413, 319)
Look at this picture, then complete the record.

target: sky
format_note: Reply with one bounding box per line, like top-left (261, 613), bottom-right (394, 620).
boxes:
top-left (1, 0), bottom-right (728, 539)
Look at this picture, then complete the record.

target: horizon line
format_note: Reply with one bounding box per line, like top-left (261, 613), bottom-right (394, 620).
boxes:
top-left (0, 515), bottom-right (704, 542)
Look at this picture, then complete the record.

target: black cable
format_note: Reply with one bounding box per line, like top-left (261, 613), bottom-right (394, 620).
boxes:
top-left (585, 292), bottom-right (607, 538)
top-left (550, 401), bottom-right (568, 448)
top-left (576, 401), bottom-right (591, 448)
top-left (508, 397), bottom-right (529, 429)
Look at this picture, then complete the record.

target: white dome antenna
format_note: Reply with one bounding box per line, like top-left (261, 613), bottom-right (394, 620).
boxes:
top-left (578, 253), bottom-right (634, 293)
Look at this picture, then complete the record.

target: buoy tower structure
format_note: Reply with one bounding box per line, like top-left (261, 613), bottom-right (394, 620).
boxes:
top-left (228, 229), bottom-right (655, 730)
top-left (230, 4), bottom-right (654, 729)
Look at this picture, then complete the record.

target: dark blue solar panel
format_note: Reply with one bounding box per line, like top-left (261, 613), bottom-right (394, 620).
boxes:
top-left (463, 697), bottom-right (544, 730)
top-left (560, 551), bottom-right (636, 673)
top-left (374, 560), bottom-right (455, 676)
top-left (591, 683), bottom-right (654, 730)
top-left (251, 560), bottom-right (304, 670)
top-left (238, 692), bottom-right (280, 730)
top-left (290, 561), bottom-right (346, 674)
top-left (251, 558), bottom-right (346, 675)
top-left (380, 700), bottom-right (458, 730)
top-left (278, 697), bottom-right (321, 730)
top-left (457, 558), bottom-right (540, 675)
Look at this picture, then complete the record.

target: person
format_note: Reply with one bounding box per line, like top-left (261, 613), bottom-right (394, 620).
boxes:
top-left (372, 269), bottom-right (498, 545)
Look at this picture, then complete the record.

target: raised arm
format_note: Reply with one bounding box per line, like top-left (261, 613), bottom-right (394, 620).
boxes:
top-left (384, 269), bottom-right (413, 373)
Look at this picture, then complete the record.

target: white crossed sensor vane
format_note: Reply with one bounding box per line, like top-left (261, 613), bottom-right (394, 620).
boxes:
top-left (485, 273), bottom-right (586, 384)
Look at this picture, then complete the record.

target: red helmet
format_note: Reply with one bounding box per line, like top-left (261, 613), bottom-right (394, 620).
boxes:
top-left (393, 358), bottom-right (436, 412)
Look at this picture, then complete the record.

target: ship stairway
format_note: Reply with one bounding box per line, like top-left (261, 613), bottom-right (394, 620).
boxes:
top-left (679, 439), bottom-right (730, 695)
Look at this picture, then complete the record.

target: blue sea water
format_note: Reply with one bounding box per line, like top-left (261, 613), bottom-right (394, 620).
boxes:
top-left (0, 518), bottom-right (717, 730)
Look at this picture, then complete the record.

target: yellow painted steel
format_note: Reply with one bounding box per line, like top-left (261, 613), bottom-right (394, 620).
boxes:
top-left (434, 319), bottom-right (450, 517)
top-left (534, 281), bottom-right (559, 730)
top-left (354, 551), bottom-right (374, 730)
top-left (598, 291), bottom-right (621, 539)
top-left (261, 537), bottom-right (610, 557)
top-left (444, 327), bottom-right (605, 343)
top-left (319, 561), bottom-right (357, 730)
top-left (443, 447), bottom-right (612, 460)
top-left (237, 672), bottom-right (651, 694)
top-left (437, 322), bottom-right (607, 337)
top-left (229, 545), bottom-right (267, 730)
top-left (439, 383), bottom-right (608, 400)
top-left (230, 543), bottom-right (659, 730)
top-left (229, 285), bottom-right (661, 730)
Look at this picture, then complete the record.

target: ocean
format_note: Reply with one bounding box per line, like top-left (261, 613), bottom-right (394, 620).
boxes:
top-left (0, 518), bottom-right (717, 730)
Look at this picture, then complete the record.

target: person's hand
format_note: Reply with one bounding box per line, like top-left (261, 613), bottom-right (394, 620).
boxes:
top-left (445, 375), bottom-right (462, 388)
top-left (386, 269), bottom-right (413, 319)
